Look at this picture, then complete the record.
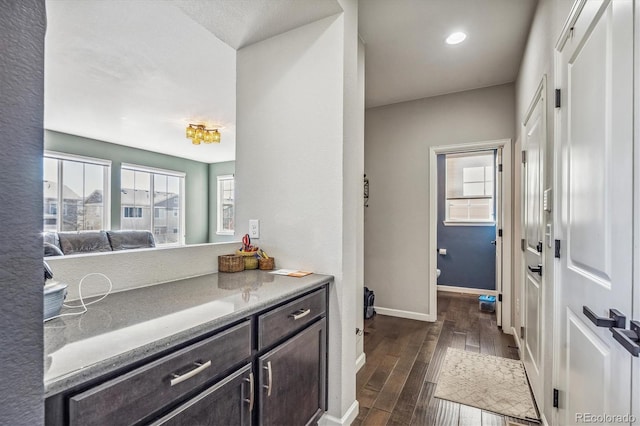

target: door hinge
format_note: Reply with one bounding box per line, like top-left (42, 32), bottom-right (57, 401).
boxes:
top-left (520, 326), bottom-right (525, 338)
top-left (555, 89), bottom-right (561, 108)
top-left (553, 388), bottom-right (559, 408)
top-left (555, 239), bottom-right (561, 258)
top-left (521, 150), bottom-right (527, 164)
top-left (498, 229), bottom-right (503, 237)
top-left (498, 294), bottom-right (502, 302)
top-left (498, 164), bottom-right (503, 172)
top-left (521, 238), bottom-right (526, 251)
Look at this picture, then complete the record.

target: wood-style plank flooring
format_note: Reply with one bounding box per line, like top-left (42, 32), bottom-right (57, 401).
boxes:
top-left (354, 292), bottom-right (536, 426)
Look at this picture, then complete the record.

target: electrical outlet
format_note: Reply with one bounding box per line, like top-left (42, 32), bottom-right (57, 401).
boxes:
top-left (249, 219), bottom-right (260, 239)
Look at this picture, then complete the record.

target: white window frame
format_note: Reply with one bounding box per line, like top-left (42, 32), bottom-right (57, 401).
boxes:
top-left (121, 163), bottom-right (186, 246)
top-left (216, 174), bottom-right (235, 235)
top-left (443, 151), bottom-right (496, 226)
top-left (44, 151), bottom-right (111, 232)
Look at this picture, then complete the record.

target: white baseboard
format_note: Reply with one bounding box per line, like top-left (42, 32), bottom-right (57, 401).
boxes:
top-left (319, 400), bottom-right (359, 426)
top-left (374, 307), bottom-right (435, 322)
top-left (510, 326), bottom-right (523, 351)
top-left (356, 352), bottom-right (366, 372)
top-left (437, 285), bottom-right (498, 296)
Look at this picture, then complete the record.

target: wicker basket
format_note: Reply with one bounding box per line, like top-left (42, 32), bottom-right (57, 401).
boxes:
top-left (236, 250), bottom-right (259, 270)
top-left (258, 258), bottom-right (275, 270)
top-left (218, 254), bottom-right (244, 273)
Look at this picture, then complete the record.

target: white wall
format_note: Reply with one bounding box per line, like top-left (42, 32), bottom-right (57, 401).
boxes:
top-left (236, 4), bottom-right (360, 422)
top-left (364, 84), bottom-right (515, 319)
top-left (356, 38), bottom-right (365, 366)
top-left (46, 242), bottom-right (239, 300)
top-left (513, 0), bottom-right (573, 423)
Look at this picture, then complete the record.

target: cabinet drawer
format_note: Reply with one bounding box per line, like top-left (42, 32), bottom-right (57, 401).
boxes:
top-left (258, 287), bottom-right (326, 350)
top-left (69, 320), bottom-right (251, 426)
top-left (150, 364), bottom-right (252, 426)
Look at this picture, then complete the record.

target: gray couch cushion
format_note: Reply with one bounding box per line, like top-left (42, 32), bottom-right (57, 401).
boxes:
top-left (106, 230), bottom-right (156, 250)
top-left (58, 231), bottom-right (112, 255)
top-left (44, 242), bottom-right (64, 257)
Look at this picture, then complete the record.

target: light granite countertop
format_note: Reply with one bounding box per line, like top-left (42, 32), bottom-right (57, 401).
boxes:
top-left (44, 270), bottom-right (333, 397)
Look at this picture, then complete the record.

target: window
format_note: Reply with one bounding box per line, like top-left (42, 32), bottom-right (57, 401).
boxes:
top-left (445, 151), bottom-right (495, 223)
top-left (121, 164), bottom-right (185, 245)
top-left (43, 152), bottom-right (111, 232)
top-left (123, 207), bottom-right (143, 218)
top-left (217, 175), bottom-right (234, 235)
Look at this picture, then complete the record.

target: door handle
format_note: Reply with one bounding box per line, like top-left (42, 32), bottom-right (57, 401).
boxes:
top-left (527, 264), bottom-right (543, 276)
top-left (243, 371), bottom-right (254, 411)
top-left (263, 361), bottom-right (273, 397)
top-left (536, 241), bottom-right (543, 253)
top-left (490, 240), bottom-right (497, 245)
top-left (610, 320), bottom-right (640, 357)
top-left (582, 306), bottom-right (626, 329)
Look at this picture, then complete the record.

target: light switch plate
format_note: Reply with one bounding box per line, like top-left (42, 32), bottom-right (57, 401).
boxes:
top-left (249, 219), bottom-right (260, 239)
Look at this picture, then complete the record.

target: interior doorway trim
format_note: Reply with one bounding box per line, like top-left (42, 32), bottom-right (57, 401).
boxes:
top-left (429, 139), bottom-right (513, 332)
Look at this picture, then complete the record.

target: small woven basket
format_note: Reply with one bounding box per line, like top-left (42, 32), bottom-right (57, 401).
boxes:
top-left (236, 250), bottom-right (259, 270)
top-left (218, 254), bottom-right (244, 273)
top-left (258, 258), bottom-right (275, 270)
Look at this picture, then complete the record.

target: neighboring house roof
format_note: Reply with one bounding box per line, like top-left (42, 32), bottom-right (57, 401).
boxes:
top-left (84, 189), bottom-right (103, 204)
top-left (120, 188), bottom-right (178, 207)
top-left (43, 181), bottom-right (81, 200)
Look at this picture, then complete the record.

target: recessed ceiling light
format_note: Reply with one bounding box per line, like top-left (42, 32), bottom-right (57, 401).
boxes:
top-left (446, 32), bottom-right (467, 45)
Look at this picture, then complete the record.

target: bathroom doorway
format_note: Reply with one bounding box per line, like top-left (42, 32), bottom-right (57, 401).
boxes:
top-left (428, 139), bottom-right (512, 330)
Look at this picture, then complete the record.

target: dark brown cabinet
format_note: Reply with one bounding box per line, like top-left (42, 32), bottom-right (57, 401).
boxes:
top-left (151, 364), bottom-right (253, 426)
top-left (48, 284), bottom-right (328, 426)
top-left (258, 319), bottom-right (326, 426)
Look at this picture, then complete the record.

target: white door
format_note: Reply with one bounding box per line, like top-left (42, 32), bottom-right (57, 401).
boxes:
top-left (521, 78), bottom-right (546, 408)
top-left (556, 0), bottom-right (634, 424)
top-left (495, 147), bottom-right (503, 327)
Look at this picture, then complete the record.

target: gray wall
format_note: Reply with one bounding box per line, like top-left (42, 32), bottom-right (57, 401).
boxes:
top-left (45, 130), bottom-right (210, 244)
top-left (365, 83), bottom-right (515, 318)
top-left (0, 0), bottom-right (46, 423)
top-left (436, 154), bottom-right (496, 290)
top-left (208, 161), bottom-right (236, 243)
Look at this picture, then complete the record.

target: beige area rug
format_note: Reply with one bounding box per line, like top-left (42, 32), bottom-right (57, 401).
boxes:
top-left (434, 348), bottom-right (539, 421)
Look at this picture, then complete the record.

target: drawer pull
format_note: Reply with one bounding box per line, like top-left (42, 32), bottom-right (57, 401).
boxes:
top-left (263, 361), bottom-right (273, 397)
top-left (243, 372), bottom-right (255, 411)
top-left (289, 308), bottom-right (311, 320)
top-left (170, 360), bottom-right (211, 386)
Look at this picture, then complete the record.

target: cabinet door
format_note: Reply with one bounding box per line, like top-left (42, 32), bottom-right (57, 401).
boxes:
top-left (258, 319), bottom-right (326, 426)
top-left (151, 364), bottom-right (253, 426)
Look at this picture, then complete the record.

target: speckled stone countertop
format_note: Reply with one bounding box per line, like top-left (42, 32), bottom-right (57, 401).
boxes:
top-left (44, 270), bottom-right (333, 397)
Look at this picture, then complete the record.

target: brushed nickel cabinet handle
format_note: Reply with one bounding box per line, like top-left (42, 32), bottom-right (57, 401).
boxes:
top-left (243, 372), bottom-right (254, 411)
top-left (170, 360), bottom-right (211, 386)
top-left (263, 361), bottom-right (273, 397)
top-left (289, 308), bottom-right (311, 320)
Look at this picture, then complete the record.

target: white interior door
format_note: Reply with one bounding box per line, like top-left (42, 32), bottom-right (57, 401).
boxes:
top-left (556, 0), bottom-right (634, 423)
top-left (521, 77), bottom-right (545, 408)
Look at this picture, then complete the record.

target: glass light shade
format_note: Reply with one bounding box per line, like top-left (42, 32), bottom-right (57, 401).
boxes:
top-left (195, 127), bottom-right (204, 140)
top-left (192, 137), bottom-right (201, 145)
top-left (212, 129), bottom-right (221, 143)
top-left (186, 125), bottom-right (196, 138)
top-left (203, 130), bottom-right (214, 143)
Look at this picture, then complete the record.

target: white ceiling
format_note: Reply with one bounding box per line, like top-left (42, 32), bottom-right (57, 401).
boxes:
top-left (359, 0), bottom-right (538, 108)
top-left (45, 0), bottom-right (537, 162)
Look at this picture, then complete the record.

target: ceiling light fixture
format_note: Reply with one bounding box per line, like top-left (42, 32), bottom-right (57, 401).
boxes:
top-left (446, 31), bottom-right (467, 45)
top-left (186, 124), bottom-right (221, 145)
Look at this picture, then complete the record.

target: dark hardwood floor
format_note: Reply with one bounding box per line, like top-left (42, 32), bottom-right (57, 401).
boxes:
top-left (354, 292), bottom-right (535, 426)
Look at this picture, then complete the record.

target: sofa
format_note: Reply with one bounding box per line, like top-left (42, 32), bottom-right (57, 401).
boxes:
top-left (43, 230), bottom-right (156, 256)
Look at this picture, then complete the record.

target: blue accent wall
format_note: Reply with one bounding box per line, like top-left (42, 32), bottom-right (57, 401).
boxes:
top-left (437, 154), bottom-right (496, 290)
